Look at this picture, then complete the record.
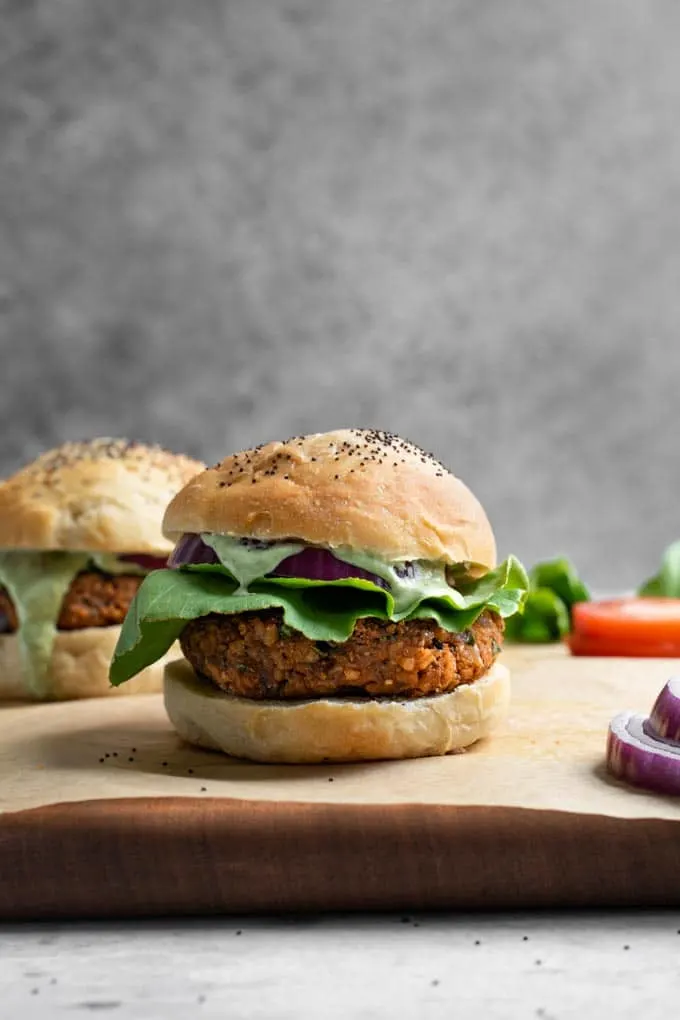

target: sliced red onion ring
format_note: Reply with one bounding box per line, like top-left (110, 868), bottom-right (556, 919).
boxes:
top-left (607, 710), bottom-right (680, 796)
top-left (169, 530), bottom-right (387, 587)
top-left (168, 534), bottom-right (218, 568)
top-left (168, 533), bottom-right (388, 587)
top-left (646, 677), bottom-right (680, 744)
top-left (272, 548), bottom-right (387, 588)
top-left (118, 553), bottom-right (169, 571)
top-left (607, 677), bottom-right (680, 796)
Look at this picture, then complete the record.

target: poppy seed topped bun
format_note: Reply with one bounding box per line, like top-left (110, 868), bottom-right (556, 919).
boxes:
top-left (0, 439), bottom-right (204, 553)
top-left (163, 428), bottom-right (496, 569)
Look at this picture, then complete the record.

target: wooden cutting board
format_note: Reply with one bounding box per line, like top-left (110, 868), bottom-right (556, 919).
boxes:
top-left (2, 645), bottom-right (680, 918)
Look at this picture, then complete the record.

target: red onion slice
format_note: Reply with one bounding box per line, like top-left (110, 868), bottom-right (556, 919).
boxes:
top-left (168, 534), bottom-right (218, 568)
top-left (118, 553), bottom-right (169, 571)
top-left (607, 708), bottom-right (680, 796)
top-left (646, 677), bottom-right (680, 744)
top-left (168, 533), bottom-right (388, 587)
top-left (272, 548), bottom-right (387, 589)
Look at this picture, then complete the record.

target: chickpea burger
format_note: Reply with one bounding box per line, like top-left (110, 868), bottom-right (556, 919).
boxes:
top-left (0, 439), bottom-right (203, 700)
top-left (110, 430), bottom-right (528, 762)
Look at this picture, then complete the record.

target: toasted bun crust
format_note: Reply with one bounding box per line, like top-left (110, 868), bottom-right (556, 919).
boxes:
top-left (163, 657), bottom-right (510, 763)
top-left (0, 439), bottom-right (204, 552)
top-left (163, 429), bottom-right (496, 568)
top-left (0, 628), bottom-right (177, 701)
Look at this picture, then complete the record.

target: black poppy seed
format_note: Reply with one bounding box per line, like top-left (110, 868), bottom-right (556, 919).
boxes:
top-left (112, 752), bottom-right (118, 757)
top-left (99, 758), bottom-right (104, 763)
top-left (201, 786), bottom-right (207, 792)
top-left (188, 768), bottom-right (194, 774)
top-left (162, 762), bottom-right (168, 767)
top-left (128, 757), bottom-right (134, 762)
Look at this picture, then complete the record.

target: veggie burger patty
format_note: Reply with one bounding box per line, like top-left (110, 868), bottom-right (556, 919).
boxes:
top-left (180, 608), bottom-right (504, 700)
top-left (0, 572), bottom-right (143, 634)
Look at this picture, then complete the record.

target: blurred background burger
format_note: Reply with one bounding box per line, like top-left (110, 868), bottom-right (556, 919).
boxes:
top-left (0, 439), bottom-right (203, 700)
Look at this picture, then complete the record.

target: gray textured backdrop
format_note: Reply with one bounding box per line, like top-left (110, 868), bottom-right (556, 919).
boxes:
top-left (2, 0), bottom-right (680, 589)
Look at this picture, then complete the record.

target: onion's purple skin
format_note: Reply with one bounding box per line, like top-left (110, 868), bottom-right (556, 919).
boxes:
top-left (168, 534), bottom-right (218, 568)
top-left (272, 548), bottom-right (387, 588)
top-left (646, 677), bottom-right (680, 744)
top-left (607, 711), bottom-right (680, 796)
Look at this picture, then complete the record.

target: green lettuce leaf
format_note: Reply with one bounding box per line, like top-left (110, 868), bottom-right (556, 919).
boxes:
top-left (638, 541), bottom-right (680, 597)
top-left (504, 588), bottom-right (571, 643)
top-left (528, 557), bottom-right (590, 610)
top-left (110, 556), bottom-right (528, 686)
top-left (505, 556), bottom-right (589, 643)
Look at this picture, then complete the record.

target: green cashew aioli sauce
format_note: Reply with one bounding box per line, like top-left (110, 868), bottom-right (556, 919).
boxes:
top-left (0, 552), bottom-right (149, 697)
top-left (202, 536), bottom-right (305, 591)
top-left (202, 534), bottom-right (460, 616)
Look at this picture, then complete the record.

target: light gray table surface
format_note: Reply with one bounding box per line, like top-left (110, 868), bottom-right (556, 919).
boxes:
top-left (2, 911), bottom-right (679, 1019)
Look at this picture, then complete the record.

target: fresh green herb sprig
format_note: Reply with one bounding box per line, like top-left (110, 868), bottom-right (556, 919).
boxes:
top-left (505, 557), bottom-right (590, 643)
top-left (638, 541), bottom-right (680, 597)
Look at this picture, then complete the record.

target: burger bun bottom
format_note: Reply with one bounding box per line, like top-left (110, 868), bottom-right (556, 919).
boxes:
top-left (163, 657), bottom-right (511, 763)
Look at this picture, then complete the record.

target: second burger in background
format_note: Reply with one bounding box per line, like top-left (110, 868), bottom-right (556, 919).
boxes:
top-left (110, 429), bottom-right (528, 762)
top-left (0, 439), bottom-right (204, 700)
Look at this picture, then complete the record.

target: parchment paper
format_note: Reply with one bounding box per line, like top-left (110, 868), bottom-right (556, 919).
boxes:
top-left (3, 645), bottom-right (679, 820)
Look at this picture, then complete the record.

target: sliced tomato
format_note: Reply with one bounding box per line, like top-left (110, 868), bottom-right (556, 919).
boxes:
top-left (568, 598), bottom-right (680, 657)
